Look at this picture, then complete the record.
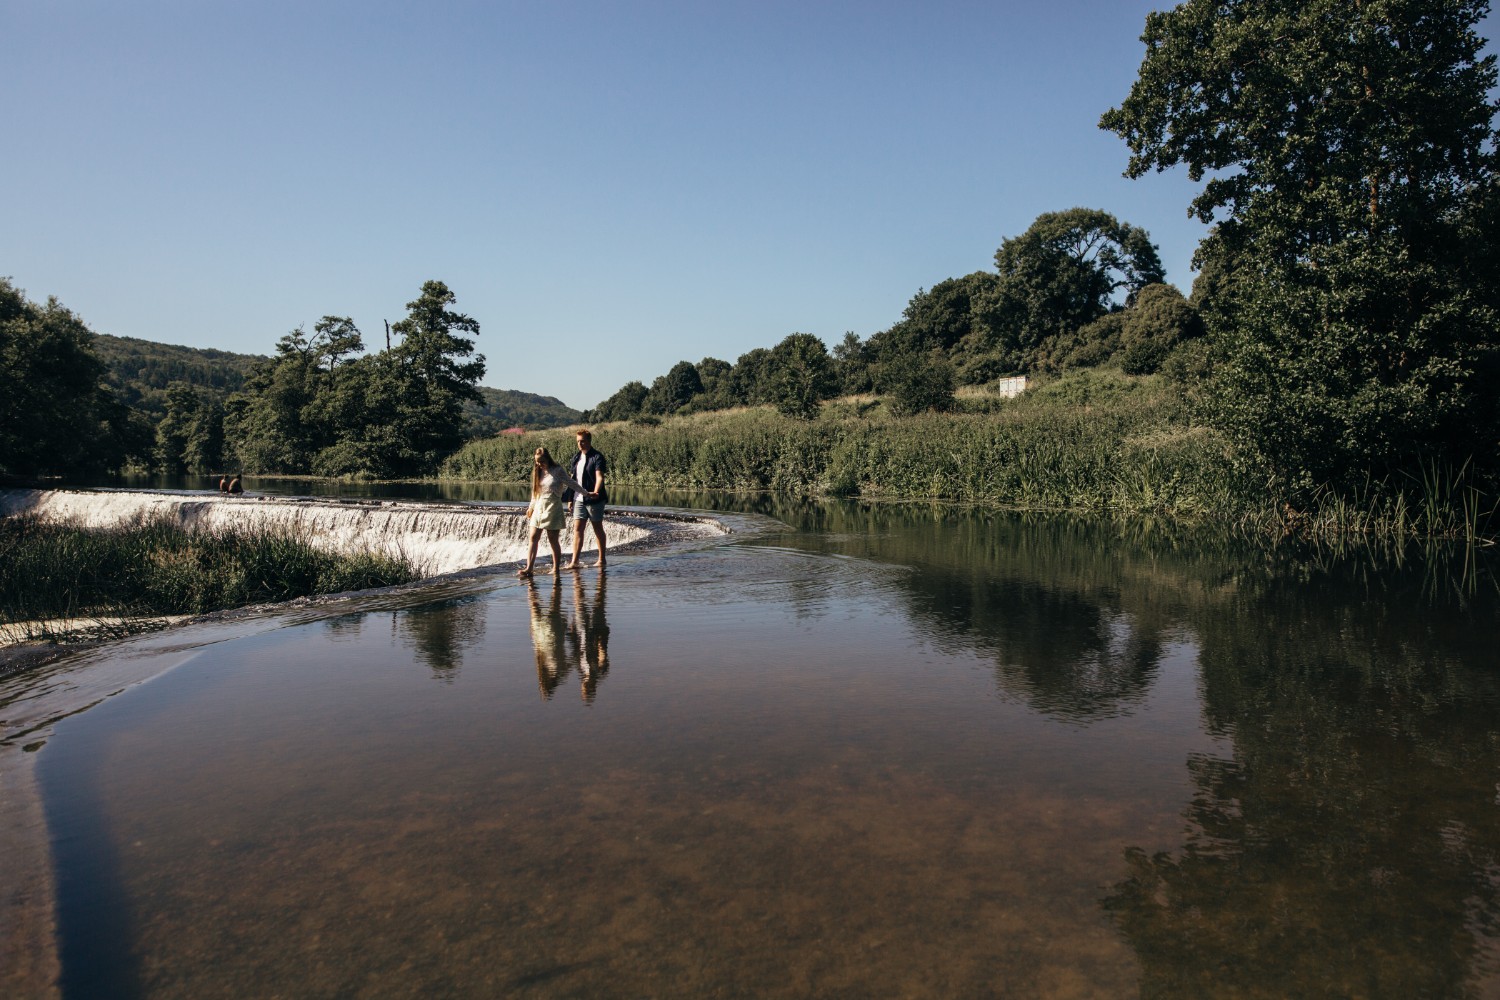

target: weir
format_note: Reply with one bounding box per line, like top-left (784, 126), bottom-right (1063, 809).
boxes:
top-left (0, 489), bottom-right (691, 577)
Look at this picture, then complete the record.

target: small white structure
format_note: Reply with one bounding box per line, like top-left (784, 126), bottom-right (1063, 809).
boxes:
top-left (993, 375), bottom-right (1028, 398)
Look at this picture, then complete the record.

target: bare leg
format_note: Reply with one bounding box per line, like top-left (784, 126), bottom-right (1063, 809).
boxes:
top-left (519, 526), bottom-right (542, 576)
top-left (567, 518), bottom-right (586, 570)
top-left (544, 529), bottom-right (563, 573)
top-left (589, 518), bottom-right (607, 567)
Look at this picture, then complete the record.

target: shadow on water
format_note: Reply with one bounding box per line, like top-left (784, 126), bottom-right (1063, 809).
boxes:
top-left (23, 487), bottom-right (1500, 997)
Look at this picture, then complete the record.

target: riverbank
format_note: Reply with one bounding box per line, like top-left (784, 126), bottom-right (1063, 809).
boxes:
top-left (443, 369), bottom-right (1497, 544)
top-left (0, 514), bottom-right (418, 644)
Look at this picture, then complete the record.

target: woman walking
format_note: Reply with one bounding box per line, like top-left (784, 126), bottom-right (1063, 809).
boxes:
top-left (518, 447), bottom-right (585, 577)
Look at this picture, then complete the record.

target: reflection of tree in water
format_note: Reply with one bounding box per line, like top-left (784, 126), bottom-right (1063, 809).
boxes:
top-left (396, 597), bottom-right (487, 680)
top-left (529, 575), bottom-right (611, 702)
top-left (751, 502), bottom-right (1201, 721)
top-left (1104, 576), bottom-right (1500, 998)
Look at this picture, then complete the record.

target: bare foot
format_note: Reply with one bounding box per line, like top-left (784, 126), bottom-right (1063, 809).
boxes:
top-left (516, 567), bottom-right (533, 578)
top-left (563, 562), bottom-right (580, 572)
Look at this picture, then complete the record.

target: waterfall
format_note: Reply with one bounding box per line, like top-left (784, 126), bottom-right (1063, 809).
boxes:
top-left (0, 489), bottom-right (692, 577)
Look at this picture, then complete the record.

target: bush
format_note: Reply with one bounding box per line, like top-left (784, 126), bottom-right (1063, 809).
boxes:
top-left (881, 353), bottom-right (956, 416)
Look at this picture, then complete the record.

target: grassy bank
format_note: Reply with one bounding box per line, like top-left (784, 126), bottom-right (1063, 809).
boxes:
top-left (0, 513), bottom-right (417, 639)
top-left (443, 368), bottom-right (1497, 543)
top-left (446, 370), bottom-right (1240, 515)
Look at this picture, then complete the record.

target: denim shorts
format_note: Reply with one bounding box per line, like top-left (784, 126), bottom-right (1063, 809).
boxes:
top-left (572, 495), bottom-right (605, 523)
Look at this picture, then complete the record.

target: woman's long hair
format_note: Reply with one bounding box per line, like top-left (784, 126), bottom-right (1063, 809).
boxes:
top-left (530, 447), bottom-right (556, 498)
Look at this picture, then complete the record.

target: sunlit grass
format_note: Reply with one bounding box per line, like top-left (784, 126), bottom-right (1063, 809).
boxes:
top-left (441, 369), bottom-right (1497, 545)
top-left (0, 513), bottom-right (418, 642)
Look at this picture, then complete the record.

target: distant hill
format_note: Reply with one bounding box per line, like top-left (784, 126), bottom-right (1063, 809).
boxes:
top-left (91, 333), bottom-right (266, 420)
top-left (464, 387), bottom-right (582, 437)
top-left (90, 332), bottom-right (577, 437)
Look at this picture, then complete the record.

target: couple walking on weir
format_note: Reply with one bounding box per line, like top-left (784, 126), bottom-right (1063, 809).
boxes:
top-left (518, 428), bottom-right (608, 577)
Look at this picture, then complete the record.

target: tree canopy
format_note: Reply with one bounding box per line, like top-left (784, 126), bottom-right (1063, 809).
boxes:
top-left (982, 208), bottom-right (1165, 363)
top-left (1103, 0), bottom-right (1500, 492)
top-left (0, 278), bottom-right (136, 476)
top-left (223, 281), bottom-right (487, 478)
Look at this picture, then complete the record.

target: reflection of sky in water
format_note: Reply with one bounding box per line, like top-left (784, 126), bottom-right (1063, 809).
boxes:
top-left (29, 505), bottom-right (1500, 999)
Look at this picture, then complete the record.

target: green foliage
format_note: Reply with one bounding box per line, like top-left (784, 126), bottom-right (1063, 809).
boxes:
top-left (154, 382), bottom-right (224, 473)
top-left (729, 346), bottom-right (776, 406)
top-left (1103, 0), bottom-right (1500, 496)
top-left (378, 280), bottom-right (487, 474)
top-left (644, 360), bottom-right (704, 415)
top-left (223, 317), bottom-right (362, 474)
top-left (0, 513), bottom-right (416, 626)
top-left (90, 332), bottom-right (262, 420)
top-left (833, 332), bottom-right (873, 393)
top-left (0, 278), bottom-right (138, 476)
top-left (880, 352), bottom-right (956, 416)
top-left (224, 282), bottom-right (487, 478)
top-left (1046, 312), bottom-right (1125, 372)
top-left (585, 380), bottom-right (649, 423)
top-left (1203, 240), bottom-right (1500, 492)
top-left (868, 273), bottom-right (999, 377)
top-left (692, 357), bottom-right (735, 409)
top-left (442, 369), bottom-right (1238, 518)
top-left (768, 333), bottom-right (839, 419)
top-left (461, 387), bottom-right (581, 437)
top-left (979, 208), bottom-right (1165, 368)
top-left (1120, 284), bottom-right (1203, 376)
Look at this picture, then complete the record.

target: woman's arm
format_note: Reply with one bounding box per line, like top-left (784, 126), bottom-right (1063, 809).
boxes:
top-left (553, 464), bottom-right (585, 495)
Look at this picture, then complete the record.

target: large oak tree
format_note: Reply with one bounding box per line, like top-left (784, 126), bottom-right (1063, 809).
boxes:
top-left (1103, 0), bottom-right (1500, 493)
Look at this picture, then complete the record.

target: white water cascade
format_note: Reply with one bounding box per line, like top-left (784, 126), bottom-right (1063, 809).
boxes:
top-left (0, 489), bottom-right (700, 577)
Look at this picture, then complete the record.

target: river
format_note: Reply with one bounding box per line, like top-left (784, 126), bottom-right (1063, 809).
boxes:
top-left (3, 477), bottom-right (1499, 998)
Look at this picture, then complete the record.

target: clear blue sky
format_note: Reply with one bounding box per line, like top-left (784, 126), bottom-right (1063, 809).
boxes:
top-left (6, 1), bottom-right (1216, 410)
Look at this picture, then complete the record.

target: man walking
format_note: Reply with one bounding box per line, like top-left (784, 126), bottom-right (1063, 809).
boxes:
top-left (566, 429), bottom-right (608, 570)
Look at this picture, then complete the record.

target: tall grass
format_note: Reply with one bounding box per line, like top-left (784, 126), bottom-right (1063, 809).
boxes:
top-left (445, 370), bottom-right (1246, 518)
top-left (0, 513), bottom-right (417, 638)
top-left (444, 368), bottom-right (1498, 544)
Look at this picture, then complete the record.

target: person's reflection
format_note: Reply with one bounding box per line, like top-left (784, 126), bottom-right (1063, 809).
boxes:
top-left (528, 577), bottom-right (572, 699)
top-left (573, 571), bottom-right (611, 704)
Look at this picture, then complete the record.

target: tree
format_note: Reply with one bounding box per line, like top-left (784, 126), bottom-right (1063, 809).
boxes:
top-left (693, 357), bottom-right (734, 409)
top-left (768, 333), bottom-right (839, 419)
top-left (155, 382), bottom-right (224, 473)
top-left (224, 317), bottom-right (364, 474)
top-left (1102, 0), bottom-right (1500, 492)
top-left (383, 281), bottom-right (486, 474)
top-left (586, 381), bottom-right (648, 423)
top-left (1119, 284), bottom-right (1204, 375)
top-left (978, 208), bottom-right (1165, 370)
top-left (643, 360), bottom-right (704, 415)
top-left (833, 332), bottom-right (874, 394)
top-left (0, 278), bottom-right (130, 475)
top-left (729, 347), bottom-right (776, 406)
top-left (880, 352), bottom-right (956, 416)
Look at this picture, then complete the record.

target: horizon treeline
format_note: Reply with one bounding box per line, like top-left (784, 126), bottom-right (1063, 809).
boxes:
top-left (0, 279), bottom-right (494, 480)
top-left (586, 205), bottom-right (1198, 424)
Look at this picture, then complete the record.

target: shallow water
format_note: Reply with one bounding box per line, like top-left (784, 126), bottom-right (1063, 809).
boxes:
top-left (11, 490), bottom-right (1500, 998)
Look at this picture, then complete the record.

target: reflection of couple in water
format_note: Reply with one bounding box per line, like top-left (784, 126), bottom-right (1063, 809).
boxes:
top-left (529, 572), bottom-right (611, 703)
top-left (517, 429), bottom-right (609, 577)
